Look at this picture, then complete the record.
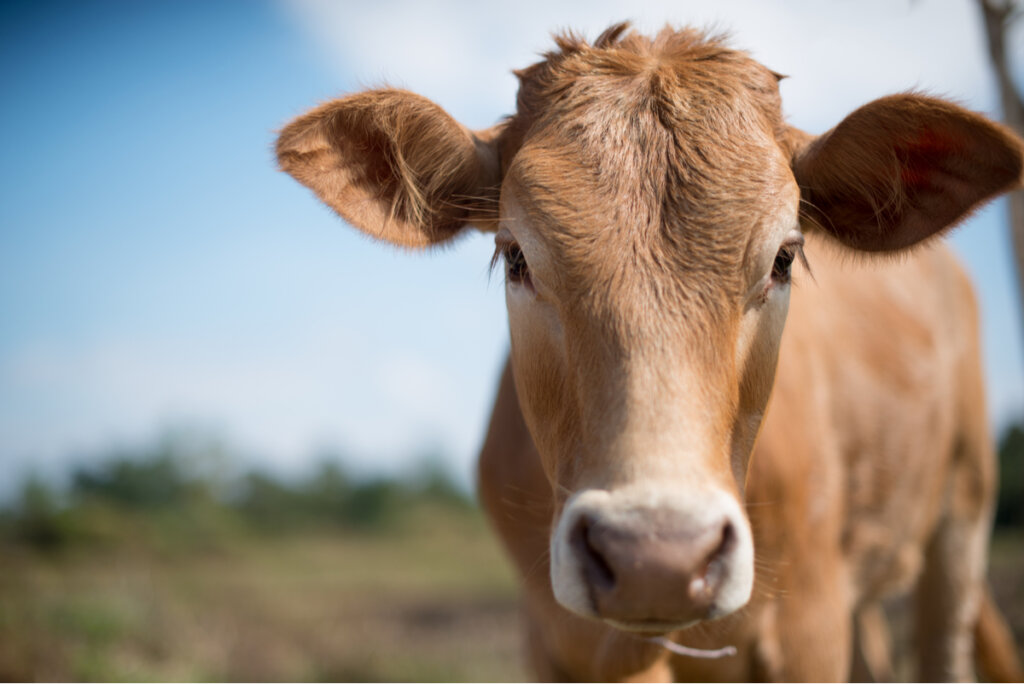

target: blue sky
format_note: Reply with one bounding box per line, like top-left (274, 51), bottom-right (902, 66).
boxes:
top-left (1, 0), bottom-right (1022, 495)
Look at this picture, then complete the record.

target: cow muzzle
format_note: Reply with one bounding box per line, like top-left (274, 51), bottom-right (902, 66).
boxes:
top-left (550, 487), bottom-right (754, 631)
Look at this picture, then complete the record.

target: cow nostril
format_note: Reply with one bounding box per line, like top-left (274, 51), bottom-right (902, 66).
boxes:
top-left (690, 520), bottom-right (736, 600)
top-left (716, 520), bottom-right (736, 559)
top-left (571, 515), bottom-right (616, 593)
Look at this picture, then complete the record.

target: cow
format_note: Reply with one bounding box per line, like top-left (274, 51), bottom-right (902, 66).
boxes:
top-left (276, 24), bottom-right (1024, 682)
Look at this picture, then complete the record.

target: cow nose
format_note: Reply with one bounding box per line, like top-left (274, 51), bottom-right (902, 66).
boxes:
top-left (570, 510), bottom-right (736, 626)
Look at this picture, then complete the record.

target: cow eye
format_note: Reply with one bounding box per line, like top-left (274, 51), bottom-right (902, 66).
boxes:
top-left (772, 246), bottom-right (795, 284)
top-left (772, 237), bottom-right (808, 285)
top-left (503, 243), bottom-right (531, 285)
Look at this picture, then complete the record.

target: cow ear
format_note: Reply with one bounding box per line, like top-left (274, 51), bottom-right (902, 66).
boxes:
top-left (792, 94), bottom-right (1024, 252)
top-left (276, 89), bottom-right (503, 248)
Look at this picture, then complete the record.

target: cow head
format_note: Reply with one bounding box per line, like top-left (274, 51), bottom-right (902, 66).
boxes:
top-left (277, 24), bottom-right (1023, 632)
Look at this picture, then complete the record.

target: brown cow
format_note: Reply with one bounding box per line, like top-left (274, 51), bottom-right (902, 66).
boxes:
top-left (277, 24), bottom-right (1024, 682)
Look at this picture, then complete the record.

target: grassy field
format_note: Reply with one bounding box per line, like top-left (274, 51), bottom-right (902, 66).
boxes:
top-left (0, 503), bottom-right (524, 682)
top-left (2, 515), bottom-right (1021, 682)
top-left (0, 473), bottom-right (1020, 682)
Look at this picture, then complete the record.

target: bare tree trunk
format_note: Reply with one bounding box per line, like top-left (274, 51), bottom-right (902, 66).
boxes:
top-left (978, 0), bottom-right (1024, 341)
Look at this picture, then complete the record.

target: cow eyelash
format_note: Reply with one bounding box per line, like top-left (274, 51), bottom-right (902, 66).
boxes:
top-left (771, 240), bottom-right (809, 285)
top-left (492, 240), bottom-right (532, 288)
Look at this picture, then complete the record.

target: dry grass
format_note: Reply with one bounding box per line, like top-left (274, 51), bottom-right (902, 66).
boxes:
top-left (0, 502), bottom-right (1019, 682)
top-left (0, 505), bottom-right (524, 682)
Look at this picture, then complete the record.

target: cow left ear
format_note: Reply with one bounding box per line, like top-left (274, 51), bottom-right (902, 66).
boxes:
top-left (276, 89), bottom-right (504, 248)
top-left (791, 94), bottom-right (1024, 251)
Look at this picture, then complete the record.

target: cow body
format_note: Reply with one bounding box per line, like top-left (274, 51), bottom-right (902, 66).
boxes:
top-left (277, 23), bottom-right (1024, 682)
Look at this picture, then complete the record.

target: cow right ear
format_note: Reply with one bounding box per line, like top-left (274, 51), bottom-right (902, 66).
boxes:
top-left (276, 89), bottom-right (504, 248)
top-left (791, 94), bottom-right (1024, 252)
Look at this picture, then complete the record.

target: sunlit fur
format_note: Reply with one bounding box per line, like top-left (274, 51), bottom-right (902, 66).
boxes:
top-left (277, 22), bottom-right (1024, 682)
top-left (277, 90), bottom-right (504, 247)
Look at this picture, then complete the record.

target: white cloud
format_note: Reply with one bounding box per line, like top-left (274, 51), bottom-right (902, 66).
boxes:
top-left (280, 0), bottom-right (1001, 131)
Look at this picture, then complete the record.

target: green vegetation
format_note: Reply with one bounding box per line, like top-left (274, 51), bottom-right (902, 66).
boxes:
top-left (1, 436), bottom-right (474, 555)
top-left (997, 421), bottom-right (1024, 529)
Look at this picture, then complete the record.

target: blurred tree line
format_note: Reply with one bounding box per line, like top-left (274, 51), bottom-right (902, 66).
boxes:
top-left (0, 432), bottom-right (473, 553)
top-left (3, 419), bottom-right (1022, 554)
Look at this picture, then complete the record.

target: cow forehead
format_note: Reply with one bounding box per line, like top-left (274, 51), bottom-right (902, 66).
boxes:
top-left (504, 122), bottom-right (793, 260)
